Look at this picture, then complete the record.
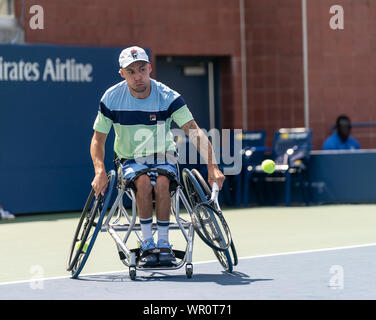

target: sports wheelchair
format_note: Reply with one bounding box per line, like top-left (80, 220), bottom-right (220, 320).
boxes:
top-left (66, 154), bottom-right (238, 280)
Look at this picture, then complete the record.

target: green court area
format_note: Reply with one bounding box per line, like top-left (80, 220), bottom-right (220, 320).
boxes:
top-left (1, 204), bottom-right (376, 284)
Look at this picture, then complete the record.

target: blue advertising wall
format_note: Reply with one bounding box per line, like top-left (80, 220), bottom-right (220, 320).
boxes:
top-left (1, 44), bottom-right (375, 214)
top-left (308, 150), bottom-right (376, 203)
top-left (242, 149), bottom-right (376, 206)
top-left (0, 44), bottom-right (135, 214)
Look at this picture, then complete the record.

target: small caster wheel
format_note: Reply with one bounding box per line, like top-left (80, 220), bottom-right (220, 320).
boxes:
top-left (186, 263), bottom-right (193, 279)
top-left (129, 266), bottom-right (136, 280)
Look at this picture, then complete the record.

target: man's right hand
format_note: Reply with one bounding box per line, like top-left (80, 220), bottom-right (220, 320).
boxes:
top-left (91, 171), bottom-right (109, 198)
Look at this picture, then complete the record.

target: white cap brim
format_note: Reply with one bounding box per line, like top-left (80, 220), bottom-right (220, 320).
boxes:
top-left (120, 58), bottom-right (150, 69)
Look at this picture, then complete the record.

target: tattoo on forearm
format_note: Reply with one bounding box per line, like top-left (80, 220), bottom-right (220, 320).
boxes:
top-left (182, 120), bottom-right (197, 134)
top-left (182, 120), bottom-right (218, 167)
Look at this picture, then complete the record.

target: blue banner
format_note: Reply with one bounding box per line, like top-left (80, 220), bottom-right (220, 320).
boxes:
top-left (0, 44), bottom-right (145, 214)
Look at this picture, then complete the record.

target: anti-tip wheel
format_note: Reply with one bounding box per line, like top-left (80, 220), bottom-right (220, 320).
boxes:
top-left (129, 266), bottom-right (136, 281)
top-left (186, 263), bottom-right (193, 279)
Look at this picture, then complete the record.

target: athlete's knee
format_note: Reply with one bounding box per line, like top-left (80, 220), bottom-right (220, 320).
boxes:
top-left (135, 174), bottom-right (153, 194)
top-left (154, 175), bottom-right (170, 197)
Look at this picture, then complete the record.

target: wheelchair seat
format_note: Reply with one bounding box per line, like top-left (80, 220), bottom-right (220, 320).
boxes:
top-left (114, 153), bottom-right (181, 195)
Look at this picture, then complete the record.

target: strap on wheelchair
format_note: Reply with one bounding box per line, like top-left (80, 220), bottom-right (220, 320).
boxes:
top-left (113, 152), bottom-right (182, 193)
top-left (113, 152), bottom-right (178, 170)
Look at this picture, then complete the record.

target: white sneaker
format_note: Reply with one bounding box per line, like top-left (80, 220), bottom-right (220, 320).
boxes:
top-left (0, 208), bottom-right (15, 220)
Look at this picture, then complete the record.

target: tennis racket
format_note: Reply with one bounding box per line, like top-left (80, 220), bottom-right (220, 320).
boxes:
top-left (191, 182), bottom-right (232, 252)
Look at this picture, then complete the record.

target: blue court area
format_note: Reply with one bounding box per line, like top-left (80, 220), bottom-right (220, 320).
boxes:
top-left (1, 244), bottom-right (375, 300)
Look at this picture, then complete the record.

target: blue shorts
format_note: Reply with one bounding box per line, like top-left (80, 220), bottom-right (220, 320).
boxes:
top-left (121, 157), bottom-right (178, 183)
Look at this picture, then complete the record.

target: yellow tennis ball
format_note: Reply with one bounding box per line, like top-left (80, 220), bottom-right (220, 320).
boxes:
top-left (262, 159), bottom-right (275, 174)
top-left (76, 241), bottom-right (89, 253)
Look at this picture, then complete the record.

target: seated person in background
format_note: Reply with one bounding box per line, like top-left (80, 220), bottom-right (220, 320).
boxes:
top-left (322, 115), bottom-right (360, 150)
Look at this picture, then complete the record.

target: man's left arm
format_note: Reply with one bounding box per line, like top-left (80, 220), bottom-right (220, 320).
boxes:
top-left (181, 119), bottom-right (225, 189)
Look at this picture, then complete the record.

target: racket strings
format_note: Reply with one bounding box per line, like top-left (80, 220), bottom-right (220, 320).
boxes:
top-left (193, 204), bottom-right (230, 249)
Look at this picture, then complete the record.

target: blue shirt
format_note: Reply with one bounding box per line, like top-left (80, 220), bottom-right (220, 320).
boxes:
top-left (322, 132), bottom-right (360, 150)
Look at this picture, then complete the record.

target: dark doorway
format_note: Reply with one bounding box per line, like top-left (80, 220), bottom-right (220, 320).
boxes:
top-left (156, 56), bottom-right (221, 130)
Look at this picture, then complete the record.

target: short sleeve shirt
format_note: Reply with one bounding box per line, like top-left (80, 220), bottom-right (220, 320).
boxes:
top-left (322, 133), bottom-right (361, 150)
top-left (93, 79), bottom-right (194, 159)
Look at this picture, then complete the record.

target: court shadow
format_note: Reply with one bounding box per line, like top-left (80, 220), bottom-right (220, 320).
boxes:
top-left (79, 270), bottom-right (273, 286)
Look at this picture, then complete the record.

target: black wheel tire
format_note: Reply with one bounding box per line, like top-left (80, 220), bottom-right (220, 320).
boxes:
top-left (66, 189), bottom-right (102, 272)
top-left (129, 267), bottom-right (136, 281)
top-left (191, 169), bottom-right (211, 199)
top-left (67, 171), bottom-right (116, 278)
top-left (230, 241), bottom-right (239, 266)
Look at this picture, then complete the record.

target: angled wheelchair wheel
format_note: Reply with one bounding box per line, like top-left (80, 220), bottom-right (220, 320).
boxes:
top-left (182, 168), bottom-right (233, 272)
top-left (191, 169), bottom-right (211, 199)
top-left (192, 202), bottom-right (232, 251)
top-left (191, 169), bottom-right (238, 267)
top-left (182, 168), bottom-right (207, 209)
top-left (66, 170), bottom-right (116, 278)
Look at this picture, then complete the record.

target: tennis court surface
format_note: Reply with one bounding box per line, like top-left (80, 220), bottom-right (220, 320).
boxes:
top-left (1, 204), bottom-right (376, 300)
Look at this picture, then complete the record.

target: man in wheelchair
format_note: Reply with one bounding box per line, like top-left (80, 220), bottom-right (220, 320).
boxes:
top-left (89, 46), bottom-right (225, 268)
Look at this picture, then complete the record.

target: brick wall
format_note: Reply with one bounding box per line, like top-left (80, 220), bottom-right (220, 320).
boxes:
top-left (244, 0), bottom-right (305, 147)
top-left (307, 0), bottom-right (376, 149)
top-left (15, 0), bottom-right (244, 128)
top-left (14, 0), bottom-right (376, 149)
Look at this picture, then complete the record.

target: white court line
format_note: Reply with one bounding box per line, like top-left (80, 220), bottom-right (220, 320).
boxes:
top-left (237, 242), bottom-right (376, 261)
top-left (188, 242), bottom-right (376, 265)
top-left (1, 242), bottom-right (376, 287)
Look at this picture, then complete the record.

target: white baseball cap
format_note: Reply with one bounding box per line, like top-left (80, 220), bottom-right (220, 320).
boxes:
top-left (119, 46), bottom-right (150, 69)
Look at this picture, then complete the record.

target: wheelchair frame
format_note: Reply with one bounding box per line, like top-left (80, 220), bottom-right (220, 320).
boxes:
top-left (100, 165), bottom-right (197, 279)
top-left (67, 155), bottom-right (237, 280)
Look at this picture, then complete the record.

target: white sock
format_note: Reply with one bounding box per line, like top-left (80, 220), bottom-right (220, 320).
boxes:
top-left (157, 220), bottom-right (170, 244)
top-left (140, 217), bottom-right (153, 241)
